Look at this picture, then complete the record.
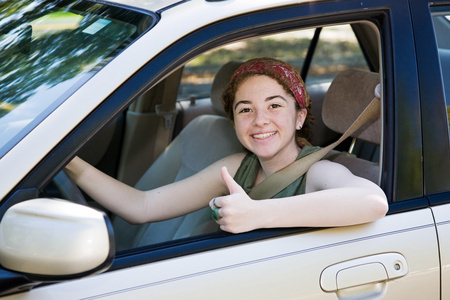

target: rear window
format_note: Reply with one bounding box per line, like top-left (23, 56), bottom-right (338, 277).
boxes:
top-left (431, 8), bottom-right (450, 135)
top-left (0, 0), bottom-right (155, 157)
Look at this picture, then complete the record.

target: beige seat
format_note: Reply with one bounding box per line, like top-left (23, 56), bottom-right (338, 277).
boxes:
top-left (113, 62), bottom-right (244, 251)
top-left (322, 69), bottom-right (381, 184)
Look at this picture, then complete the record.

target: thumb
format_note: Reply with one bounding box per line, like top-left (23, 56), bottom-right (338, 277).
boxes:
top-left (221, 166), bottom-right (245, 195)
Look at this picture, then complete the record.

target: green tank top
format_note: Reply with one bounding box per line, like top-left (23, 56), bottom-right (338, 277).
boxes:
top-left (234, 145), bottom-right (321, 198)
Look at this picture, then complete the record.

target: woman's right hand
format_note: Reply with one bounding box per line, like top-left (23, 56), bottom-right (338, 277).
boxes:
top-left (209, 167), bottom-right (263, 234)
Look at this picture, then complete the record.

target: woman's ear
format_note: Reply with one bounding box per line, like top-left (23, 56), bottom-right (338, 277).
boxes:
top-left (296, 108), bottom-right (307, 130)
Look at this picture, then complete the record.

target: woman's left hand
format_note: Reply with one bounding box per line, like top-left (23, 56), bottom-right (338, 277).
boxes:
top-left (209, 167), bottom-right (261, 233)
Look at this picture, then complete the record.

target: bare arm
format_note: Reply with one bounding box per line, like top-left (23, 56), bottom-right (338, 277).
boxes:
top-left (212, 160), bottom-right (388, 233)
top-left (66, 153), bottom-right (245, 224)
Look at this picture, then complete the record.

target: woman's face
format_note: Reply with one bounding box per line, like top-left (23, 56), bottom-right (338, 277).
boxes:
top-left (233, 75), bottom-right (307, 161)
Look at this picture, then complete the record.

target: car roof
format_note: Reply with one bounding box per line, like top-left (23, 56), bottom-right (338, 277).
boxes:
top-left (103, 0), bottom-right (317, 14)
top-left (104, 0), bottom-right (184, 12)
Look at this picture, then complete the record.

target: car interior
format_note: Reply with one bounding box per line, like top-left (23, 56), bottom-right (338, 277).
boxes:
top-left (45, 22), bottom-right (384, 251)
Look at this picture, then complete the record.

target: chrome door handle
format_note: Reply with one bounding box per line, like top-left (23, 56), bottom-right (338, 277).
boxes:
top-left (320, 253), bottom-right (408, 292)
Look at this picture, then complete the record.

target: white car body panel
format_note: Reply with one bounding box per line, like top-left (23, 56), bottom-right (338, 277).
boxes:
top-left (432, 203), bottom-right (450, 299)
top-left (4, 209), bottom-right (439, 299)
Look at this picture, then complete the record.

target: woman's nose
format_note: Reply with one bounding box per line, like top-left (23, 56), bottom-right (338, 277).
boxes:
top-left (252, 110), bottom-right (270, 126)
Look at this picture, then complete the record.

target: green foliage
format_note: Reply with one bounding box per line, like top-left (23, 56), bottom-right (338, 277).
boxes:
top-left (188, 38), bottom-right (310, 70)
top-left (179, 33), bottom-right (367, 98)
top-left (0, 0), bottom-right (135, 118)
top-left (183, 36), bottom-right (365, 81)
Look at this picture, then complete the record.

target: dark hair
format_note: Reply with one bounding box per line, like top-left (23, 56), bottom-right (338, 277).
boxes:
top-left (222, 71), bottom-right (314, 146)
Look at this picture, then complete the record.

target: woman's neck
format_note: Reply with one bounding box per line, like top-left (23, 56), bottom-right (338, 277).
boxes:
top-left (256, 145), bottom-right (301, 184)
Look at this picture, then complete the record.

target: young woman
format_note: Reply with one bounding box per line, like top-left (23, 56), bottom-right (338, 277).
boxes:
top-left (66, 58), bottom-right (388, 234)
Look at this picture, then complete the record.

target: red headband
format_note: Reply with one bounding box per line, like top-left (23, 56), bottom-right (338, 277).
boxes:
top-left (231, 58), bottom-right (310, 109)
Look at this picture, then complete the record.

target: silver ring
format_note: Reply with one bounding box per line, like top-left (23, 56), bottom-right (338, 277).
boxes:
top-left (213, 198), bottom-right (219, 209)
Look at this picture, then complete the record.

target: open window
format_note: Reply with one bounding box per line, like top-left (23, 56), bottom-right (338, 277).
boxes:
top-left (39, 21), bottom-right (383, 253)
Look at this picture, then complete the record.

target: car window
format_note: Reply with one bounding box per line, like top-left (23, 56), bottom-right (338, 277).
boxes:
top-left (102, 22), bottom-right (377, 252)
top-left (307, 24), bottom-right (369, 85)
top-left (431, 9), bottom-right (450, 135)
top-left (0, 0), bottom-right (155, 158)
top-left (177, 24), bottom-right (368, 100)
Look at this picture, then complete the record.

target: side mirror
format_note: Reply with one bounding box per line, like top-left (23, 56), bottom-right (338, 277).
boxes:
top-left (0, 199), bottom-right (114, 281)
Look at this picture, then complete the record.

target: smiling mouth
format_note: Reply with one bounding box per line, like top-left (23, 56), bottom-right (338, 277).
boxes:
top-left (252, 132), bottom-right (276, 139)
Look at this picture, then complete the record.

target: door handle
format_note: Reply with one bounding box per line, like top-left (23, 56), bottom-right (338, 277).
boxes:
top-left (320, 253), bottom-right (408, 292)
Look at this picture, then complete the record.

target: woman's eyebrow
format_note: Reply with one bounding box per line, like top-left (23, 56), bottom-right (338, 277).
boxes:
top-left (266, 95), bottom-right (288, 102)
top-left (234, 100), bottom-right (251, 110)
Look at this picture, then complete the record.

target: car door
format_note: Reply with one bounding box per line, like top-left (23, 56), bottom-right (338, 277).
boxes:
top-left (0, 0), bottom-right (441, 299)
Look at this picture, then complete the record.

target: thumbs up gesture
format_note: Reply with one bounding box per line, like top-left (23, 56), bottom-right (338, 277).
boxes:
top-left (209, 167), bottom-right (260, 233)
top-left (221, 166), bottom-right (246, 196)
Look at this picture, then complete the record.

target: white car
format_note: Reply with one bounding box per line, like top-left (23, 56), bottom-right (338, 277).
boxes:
top-left (0, 0), bottom-right (450, 298)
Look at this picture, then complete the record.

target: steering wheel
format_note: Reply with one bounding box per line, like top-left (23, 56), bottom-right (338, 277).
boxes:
top-left (52, 169), bottom-right (88, 206)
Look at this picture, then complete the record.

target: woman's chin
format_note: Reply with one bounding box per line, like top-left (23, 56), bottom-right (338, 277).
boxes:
top-left (251, 148), bottom-right (278, 160)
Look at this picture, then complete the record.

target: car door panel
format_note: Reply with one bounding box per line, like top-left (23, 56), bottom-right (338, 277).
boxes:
top-left (431, 203), bottom-right (450, 299)
top-left (5, 208), bottom-right (438, 299)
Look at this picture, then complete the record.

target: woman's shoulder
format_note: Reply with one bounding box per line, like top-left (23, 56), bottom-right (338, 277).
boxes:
top-left (306, 159), bottom-right (363, 193)
top-left (309, 159), bottom-right (350, 174)
top-left (307, 160), bottom-right (351, 181)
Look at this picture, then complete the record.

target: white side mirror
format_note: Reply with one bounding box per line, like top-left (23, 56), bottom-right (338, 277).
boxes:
top-left (0, 198), bottom-right (114, 278)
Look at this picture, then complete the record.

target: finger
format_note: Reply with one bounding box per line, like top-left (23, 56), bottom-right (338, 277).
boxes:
top-left (209, 197), bottom-right (220, 209)
top-left (221, 166), bottom-right (245, 195)
top-left (210, 208), bottom-right (221, 222)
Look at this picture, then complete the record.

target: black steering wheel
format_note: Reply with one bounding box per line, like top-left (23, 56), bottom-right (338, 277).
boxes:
top-left (52, 169), bottom-right (88, 206)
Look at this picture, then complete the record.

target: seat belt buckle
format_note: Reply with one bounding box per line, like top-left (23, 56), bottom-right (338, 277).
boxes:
top-left (155, 104), bottom-right (178, 129)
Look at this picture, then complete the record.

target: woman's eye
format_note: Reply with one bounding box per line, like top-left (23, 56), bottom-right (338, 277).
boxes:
top-left (269, 103), bottom-right (282, 109)
top-left (238, 107), bottom-right (252, 113)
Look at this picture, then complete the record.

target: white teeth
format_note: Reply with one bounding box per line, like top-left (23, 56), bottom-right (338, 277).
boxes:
top-left (253, 132), bottom-right (275, 139)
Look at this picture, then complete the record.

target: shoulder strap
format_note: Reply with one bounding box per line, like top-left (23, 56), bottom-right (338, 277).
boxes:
top-left (248, 96), bottom-right (381, 200)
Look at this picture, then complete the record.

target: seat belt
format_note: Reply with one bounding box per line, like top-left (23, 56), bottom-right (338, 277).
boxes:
top-left (117, 68), bottom-right (183, 185)
top-left (153, 69), bottom-right (183, 160)
top-left (248, 87), bottom-right (381, 200)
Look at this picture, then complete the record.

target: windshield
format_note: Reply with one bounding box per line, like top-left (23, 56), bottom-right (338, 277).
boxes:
top-left (0, 0), bottom-right (155, 157)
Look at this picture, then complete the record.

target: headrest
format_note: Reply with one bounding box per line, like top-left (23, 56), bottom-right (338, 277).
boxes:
top-left (322, 69), bottom-right (381, 144)
top-left (210, 61), bottom-right (241, 115)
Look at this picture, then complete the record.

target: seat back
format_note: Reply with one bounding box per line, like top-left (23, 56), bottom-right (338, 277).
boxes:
top-left (210, 61), bottom-right (241, 115)
top-left (322, 69), bottom-right (381, 144)
top-left (322, 69), bottom-right (381, 183)
top-left (113, 63), bottom-right (244, 250)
